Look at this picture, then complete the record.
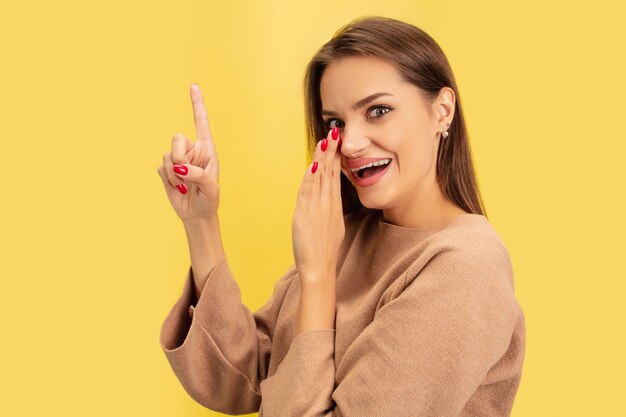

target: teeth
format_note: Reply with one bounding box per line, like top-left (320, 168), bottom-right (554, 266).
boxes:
top-left (350, 158), bottom-right (391, 173)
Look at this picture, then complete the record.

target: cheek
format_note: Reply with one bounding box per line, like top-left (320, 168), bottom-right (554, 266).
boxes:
top-left (397, 137), bottom-right (434, 177)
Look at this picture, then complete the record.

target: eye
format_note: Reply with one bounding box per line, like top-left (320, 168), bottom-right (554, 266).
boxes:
top-left (323, 105), bottom-right (393, 130)
top-left (366, 105), bottom-right (392, 119)
top-left (325, 118), bottom-right (343, 130)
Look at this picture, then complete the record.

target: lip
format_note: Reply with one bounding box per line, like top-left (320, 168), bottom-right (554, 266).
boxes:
top-left (346, 157), bottom-right (391, 170)
top-left (349, 160), bottom-right (392, 187)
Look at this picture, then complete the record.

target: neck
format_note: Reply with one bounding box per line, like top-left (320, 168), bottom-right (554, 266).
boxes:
top-left (383, 176), bottom-right (465, 230)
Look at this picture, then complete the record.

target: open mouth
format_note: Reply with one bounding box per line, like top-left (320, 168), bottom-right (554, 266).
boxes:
top-left (353, 159), bottom-right (392, 179)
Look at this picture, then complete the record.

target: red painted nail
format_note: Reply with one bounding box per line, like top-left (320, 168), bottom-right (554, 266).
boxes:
top-left (321, 139), bottom-right (328, 152)
top-left (173, 164), bottom-right (188, 175)
top-left (176, 183), bottom-right (188, 194)
top-left (312, 161), bottom-right (318, 174)
top-left (332, 127), bottom-right (339, 140)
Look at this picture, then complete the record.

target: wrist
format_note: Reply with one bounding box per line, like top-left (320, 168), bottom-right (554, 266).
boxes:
top-left (300, 268), bottom-right (337, 286)
top-left (182, 214), bottom-right (219, 231)
top-left (295, 278), bottom-right (336, 335)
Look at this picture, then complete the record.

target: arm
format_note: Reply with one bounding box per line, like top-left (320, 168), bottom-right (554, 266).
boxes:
top-left (159, 253), bottom-right (298, 414)
top-left (182, 215), bottom-right (225, 302)
top-left (295, 273), bottom-right (337, 336)
top-left (260, 246), bottom-right (524, 417)
top-left (260, 275), bottom-right (337, 417)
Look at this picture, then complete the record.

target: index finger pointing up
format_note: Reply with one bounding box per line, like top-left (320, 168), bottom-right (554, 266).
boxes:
top-left (190, 83), bottom-right (213, 142)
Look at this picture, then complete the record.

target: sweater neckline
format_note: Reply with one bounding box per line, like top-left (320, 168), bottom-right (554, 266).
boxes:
top-left (367, 211), bottom-right (488, 270)
top-left (341, 208), bottom-right (488, 279)
top-left (375, 210), bottom-right (484, 234)
top-left (375, 210), bottom-right (487, 244)
top-left (377, 212), bottom-right (484, 229)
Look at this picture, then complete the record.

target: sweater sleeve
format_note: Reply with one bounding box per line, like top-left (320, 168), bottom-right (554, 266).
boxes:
top-left (159, 252), bottom-right (298, 415)
top-left (259, 328), bottom-right (337, 416)
top-left (259, 244), bottom-right (522, 417)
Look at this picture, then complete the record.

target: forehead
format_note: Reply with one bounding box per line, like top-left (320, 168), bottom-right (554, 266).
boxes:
top-left (320, 56), bottom-right (413, 104)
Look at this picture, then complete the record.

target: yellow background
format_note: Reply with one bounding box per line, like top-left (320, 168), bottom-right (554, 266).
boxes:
top-left (1, 0), bottom-right (624, 416)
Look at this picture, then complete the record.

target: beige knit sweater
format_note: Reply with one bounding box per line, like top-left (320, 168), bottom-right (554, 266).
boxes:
top-left (159, 207), bottom-right (526, 416)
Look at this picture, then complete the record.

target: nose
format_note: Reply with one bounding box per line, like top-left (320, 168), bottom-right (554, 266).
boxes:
top-left (337, 124), bottom-right (368, 159)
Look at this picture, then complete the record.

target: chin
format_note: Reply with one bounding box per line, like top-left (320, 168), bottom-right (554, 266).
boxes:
top-left (357, 190), bottom-right (393, 210)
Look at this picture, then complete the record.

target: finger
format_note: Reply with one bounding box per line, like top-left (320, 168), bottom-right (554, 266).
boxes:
top-left (332, 127), bottom-right (342, 178)
top-left (298, 160), bottom-right (318, 202)
top-left (190, 83), bottom-right (214, 142)
top-left (315, 127), bottom-right (340, 177)
top-left (330, 140), bottom-right (342, 203)
top-left (325, 127), bottom-right (341, 174)
top-left (320, 150), bottom-right (336, 210)
top-left (304, 134), bottom-right (325, 188)
top-left (317, 136), bottom-right (332, 203)
top-left (163, 151), bottom-right (187, 193)
top-left (171, 133), bottom-right (194, 165)
top-left (191, 137), bottom-right (216, 168)
top-left (172, 162), bottom-right (218, 200)
top-left (157, 164), bottom-right (181, 201)
top-left (302, 128), bottom-right (337, 202)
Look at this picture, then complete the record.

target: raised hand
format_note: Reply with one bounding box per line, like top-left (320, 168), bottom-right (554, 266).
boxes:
top-left (157, 83), bottom-right (221, 221)
top-left (291, 127), bottom-right (345, 284)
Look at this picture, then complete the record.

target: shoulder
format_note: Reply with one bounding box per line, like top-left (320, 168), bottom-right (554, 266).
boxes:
top-left (430, 215), bottom-right (512, 271)
top-left (442, 215), bottom-right (512, 274)
top-left (379, 220), bottom-right (524, 330)
top-left (401, 215), bottom-right (517, 301)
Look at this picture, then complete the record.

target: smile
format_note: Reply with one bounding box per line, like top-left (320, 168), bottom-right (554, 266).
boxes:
top-left (349, 159), bottom-right (392, 187)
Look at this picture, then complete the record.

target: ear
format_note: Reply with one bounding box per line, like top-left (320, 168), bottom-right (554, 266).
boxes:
top-left (431, 87), bottom-right (456, 134)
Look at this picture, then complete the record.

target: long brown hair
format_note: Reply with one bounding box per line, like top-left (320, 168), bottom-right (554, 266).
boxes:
top-left (302, 16), bottom-right (488, 218)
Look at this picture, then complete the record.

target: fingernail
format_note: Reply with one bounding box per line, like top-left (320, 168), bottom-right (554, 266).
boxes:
top-left (321, 139), bottom-right (328, 152)
top-left (176, 183), bottom-right (188, 194)
top-left (173, 164), bottom-right (188, 175)
top-left (332, 127), bottom-right (339, 140)
top-left (312, 161), bottom-right (318, 174)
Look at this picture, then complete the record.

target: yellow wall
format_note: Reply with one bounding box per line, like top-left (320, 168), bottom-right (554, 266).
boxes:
top-left (1, 0), bottom-right (624, 416)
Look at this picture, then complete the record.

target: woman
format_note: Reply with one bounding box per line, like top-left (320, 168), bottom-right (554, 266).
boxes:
top-left (157, 16), bottom-right (526, 417)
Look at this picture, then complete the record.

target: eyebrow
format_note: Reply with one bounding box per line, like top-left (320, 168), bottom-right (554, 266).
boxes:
top-left (321, 92), bottom-right (393, 117)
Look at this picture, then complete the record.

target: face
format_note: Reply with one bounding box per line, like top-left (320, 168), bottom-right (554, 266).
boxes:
top-left (319, 56), bottom-right (454, 215)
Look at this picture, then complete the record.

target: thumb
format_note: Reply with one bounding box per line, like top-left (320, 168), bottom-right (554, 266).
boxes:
top-left (172, 163), bottom-right (217, 199)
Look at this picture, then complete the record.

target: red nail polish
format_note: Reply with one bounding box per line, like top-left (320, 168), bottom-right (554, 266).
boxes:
top-left (321, 139), bottom-right (328, 152)
top-left (312, 161), bottom-right (318, 174)
top-left (332, 127), bottom-right (339, 140)
top-left (173, 164), bottom-right (188, 175)
top-left (176, 183), bottom-right (188, 194)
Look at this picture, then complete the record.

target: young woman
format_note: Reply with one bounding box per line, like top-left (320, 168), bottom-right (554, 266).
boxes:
top-left (157, 16), bottom-right (526, 417)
